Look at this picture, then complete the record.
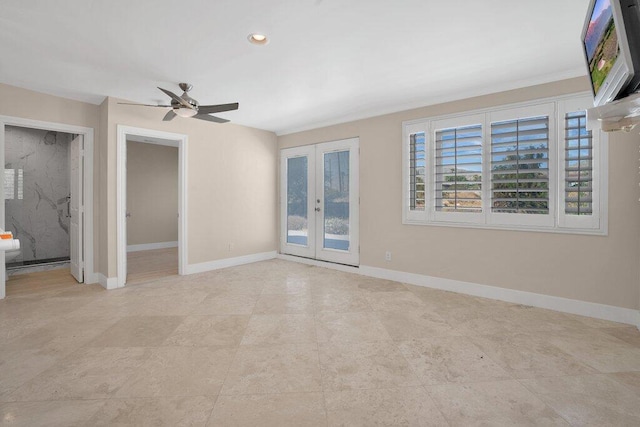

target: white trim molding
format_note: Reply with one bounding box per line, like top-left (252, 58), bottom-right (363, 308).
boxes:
top-left (97, 273), bottom-right (119, 290)
top-left (186, 251), bottom-right (277, 275)
top-left (359, 265), bottom-right (639, 326)
top-left (277, 253), bottom-right (360, 274)
top-left (279, 253), bottom-right (638, 327)
top-left (116, 125), bottom-right (188, 288)
top-left (127, 241), bottom-right (178, 253)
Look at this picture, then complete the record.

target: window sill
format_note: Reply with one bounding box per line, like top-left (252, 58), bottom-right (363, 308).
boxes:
top-left (401, 218), bottom-right (607, 236)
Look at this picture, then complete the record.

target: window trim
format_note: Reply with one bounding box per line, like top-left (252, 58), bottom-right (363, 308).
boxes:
top-left (401, 92), bottom-right (608, 236)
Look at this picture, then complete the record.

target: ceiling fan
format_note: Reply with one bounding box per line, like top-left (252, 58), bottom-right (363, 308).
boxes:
top-left (119, 83), bottom-right (239, 123)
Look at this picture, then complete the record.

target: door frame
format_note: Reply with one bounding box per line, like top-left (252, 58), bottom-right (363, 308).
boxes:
top-left (0, 115), bottom-right (95, 299)
top-left (280, 137), bottom-right (359, 266)
top-left (116, 125), bottom-right (188, 288)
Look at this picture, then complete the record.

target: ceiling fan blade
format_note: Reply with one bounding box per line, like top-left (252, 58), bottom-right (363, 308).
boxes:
top-left (157, 87), bottom-right (193, 109)
top-left (198, 103), bottom-right (239, 115)
top-left (193, 114), bottom-right (229, 123)
top-left (118, 102), bottom-right (171, 108)
top-left (163, 110), bottom-right (177, 121)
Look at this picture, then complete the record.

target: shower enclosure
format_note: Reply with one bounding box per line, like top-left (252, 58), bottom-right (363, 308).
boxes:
top-left (4, 125), bottom-right (74, 268)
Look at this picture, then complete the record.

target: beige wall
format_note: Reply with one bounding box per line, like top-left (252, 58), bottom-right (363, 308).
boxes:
top-left (126, 142), bottom-right (178, 246)
top-left (0, 83), bottom-right (103, 278)
top-left (279, 77), bottom-right (640, 310)
top-left (106, 98), bottom-right (278, 275)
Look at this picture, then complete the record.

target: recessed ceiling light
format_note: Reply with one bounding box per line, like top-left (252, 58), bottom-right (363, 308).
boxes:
top-left (248, 33), bottom-right (269, 45)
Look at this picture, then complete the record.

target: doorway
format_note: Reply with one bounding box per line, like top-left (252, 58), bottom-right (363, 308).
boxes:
top-left (0, 116), bottom-right (94, 299)
top-left (280, 138), bottom-right (359, 266)
top-left (116, 126), bottom-right (187, 288)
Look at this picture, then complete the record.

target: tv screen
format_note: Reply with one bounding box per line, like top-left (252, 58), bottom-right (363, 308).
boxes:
top-left (582, 0), bottom-right (640, 106)
top-left (584, 0), bottom-right (620, 95)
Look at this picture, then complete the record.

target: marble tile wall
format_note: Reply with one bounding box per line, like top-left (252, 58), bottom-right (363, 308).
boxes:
top-left (4, 125), bottom-right (73, 263)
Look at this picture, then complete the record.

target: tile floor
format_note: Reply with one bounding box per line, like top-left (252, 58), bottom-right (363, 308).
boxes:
top-left (1, 259), bottom-right (639, 426)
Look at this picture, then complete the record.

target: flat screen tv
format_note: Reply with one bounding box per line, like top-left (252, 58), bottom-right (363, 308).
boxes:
top-left (581, 0), bottom-right (640, 106)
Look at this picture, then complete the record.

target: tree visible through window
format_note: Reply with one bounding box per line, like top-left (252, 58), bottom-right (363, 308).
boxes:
top-left (286, 156), bottom-right (308, 245)
top-left (491, 116), bottom-right (549, 214)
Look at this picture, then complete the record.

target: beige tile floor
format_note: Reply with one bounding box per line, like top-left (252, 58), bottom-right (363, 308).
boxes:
top-left (1, 258), bottom-right (640, 426)
top-left (125, 247), bottom-right (179, 285)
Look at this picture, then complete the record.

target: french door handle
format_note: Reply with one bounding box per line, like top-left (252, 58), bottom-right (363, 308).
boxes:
top-left (315, 207), bottom-right (321, 212)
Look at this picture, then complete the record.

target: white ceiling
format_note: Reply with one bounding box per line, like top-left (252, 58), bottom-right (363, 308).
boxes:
top-left (0, 0), bottom-right (590, 135)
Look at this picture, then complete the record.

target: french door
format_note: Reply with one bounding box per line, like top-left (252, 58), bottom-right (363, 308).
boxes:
top-left (280, 138), bottom-right (359, 266)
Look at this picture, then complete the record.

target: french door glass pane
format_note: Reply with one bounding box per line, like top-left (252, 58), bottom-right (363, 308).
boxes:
top-left (323, 151), bottom-right (350, 251)
top-left (287, 156), bottom-right (308, 245)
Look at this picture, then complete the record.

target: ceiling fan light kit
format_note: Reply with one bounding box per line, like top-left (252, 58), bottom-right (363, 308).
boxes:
top-left (119, 83), bottom-right (239, 123)
top-left (174, 108), bottom-right (197, 118)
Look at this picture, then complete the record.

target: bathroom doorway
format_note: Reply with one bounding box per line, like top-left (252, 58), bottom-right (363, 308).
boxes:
top-left (4, 126), bottom-right (76, 274)
top-left (0, 116), bottom-right (94, 299)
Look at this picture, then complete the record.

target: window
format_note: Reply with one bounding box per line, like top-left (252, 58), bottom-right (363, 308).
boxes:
top-left (409, 131), bottom-right (426, 211)
top-left (564, 111), bottom-right (593, 216)
top-left (403, 123), bottom-right (428, 222)
top-left (558, 97), bottom-right (601, 230)
top-left (435, 123), bottom-right (483, 213)
top-left (402, 94), bottom-right (606, 234)
top-left (490, 116), bottom-right (550, 215)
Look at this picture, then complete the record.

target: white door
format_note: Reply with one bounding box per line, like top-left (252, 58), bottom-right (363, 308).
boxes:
top-left (69, 135), bottom-right (84, 282)
top-left (281, 146), bottom-right (316, 259)
top-left (281, 138), bottom-right (359, 266)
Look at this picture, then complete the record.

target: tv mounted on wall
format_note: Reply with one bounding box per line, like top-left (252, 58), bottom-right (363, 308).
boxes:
top-left (581, 0), bottom-right (640, 107)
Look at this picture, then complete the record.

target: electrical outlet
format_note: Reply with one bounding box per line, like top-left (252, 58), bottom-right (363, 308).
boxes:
top-left (385, 251), bottom-right (392, 261)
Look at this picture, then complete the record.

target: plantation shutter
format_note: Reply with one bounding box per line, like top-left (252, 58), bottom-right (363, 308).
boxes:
top-left (409, 132), bottom-right (426, 211)
top-left (435, 124), bottom-right (483, 212)
top-left (491, 116), bottom-right (550, 214)
top-left (564, 111), bottom-right (593, 215)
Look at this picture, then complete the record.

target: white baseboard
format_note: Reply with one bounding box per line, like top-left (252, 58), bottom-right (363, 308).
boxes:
top-left (278, 254), bottom-right (639, 327)
top-left (127, 241), bottom-right (178, 253)
top-left (185, 251), bottom-right (278, 275)
top-left (97, 273), bottom-right (119, 290)
top-left (359, 265), bottom-right (639, 327)
top-left (277, 254), bottom-right (360, 274)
